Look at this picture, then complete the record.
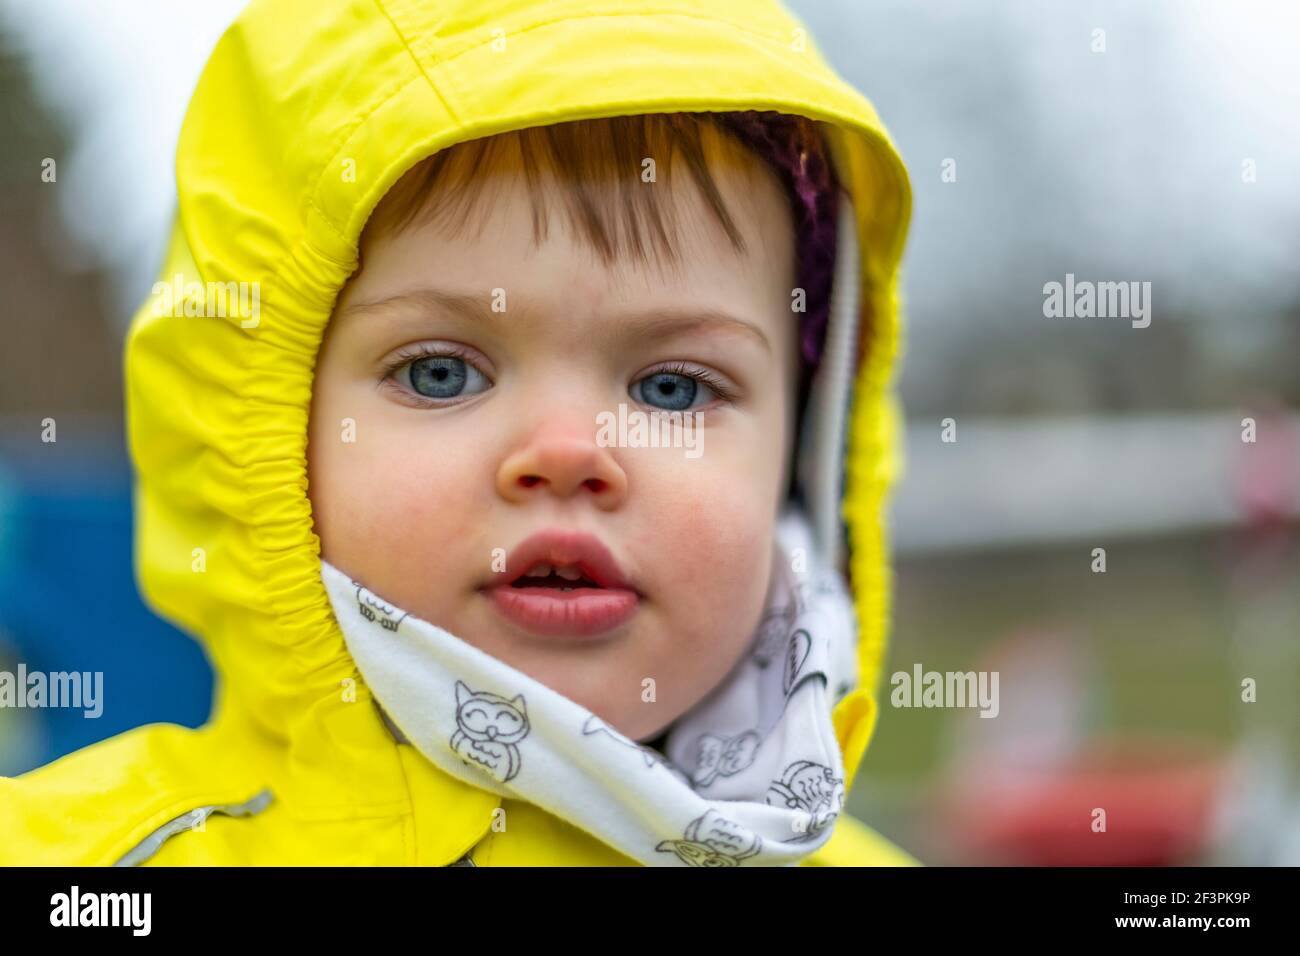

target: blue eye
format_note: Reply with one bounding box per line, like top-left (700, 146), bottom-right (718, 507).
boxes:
top-left (632, 371), bottom-right (714, 411)
top-left (406, 355), bottom-right (490, 400)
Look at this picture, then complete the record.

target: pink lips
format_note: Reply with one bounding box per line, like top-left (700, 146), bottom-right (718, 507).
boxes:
top-left (481, 528), bottom-right (640, 639)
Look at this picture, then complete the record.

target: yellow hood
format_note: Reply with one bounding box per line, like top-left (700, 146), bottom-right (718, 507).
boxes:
top-left (5, 0), bottom-right (912, 866)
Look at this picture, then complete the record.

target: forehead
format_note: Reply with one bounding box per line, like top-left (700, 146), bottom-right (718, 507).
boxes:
top-left (342, 127), bottom-right (798, 329)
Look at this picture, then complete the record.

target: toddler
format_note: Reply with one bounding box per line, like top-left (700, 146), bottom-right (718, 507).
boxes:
top-left (2, 0), bottom-right (915, 867)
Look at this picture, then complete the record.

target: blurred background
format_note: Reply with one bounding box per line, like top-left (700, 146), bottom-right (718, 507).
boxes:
top-left (1, 0), bottom-right (1296, 864)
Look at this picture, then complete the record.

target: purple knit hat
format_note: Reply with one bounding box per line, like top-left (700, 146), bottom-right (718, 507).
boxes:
top-left (715, 110), bottom-right (842, 370)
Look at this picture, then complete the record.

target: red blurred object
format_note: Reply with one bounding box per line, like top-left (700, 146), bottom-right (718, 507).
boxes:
top-left (939, 735), bottom-right (1230, 866)
top-left (1235, 405), bottom-right (1298, 529)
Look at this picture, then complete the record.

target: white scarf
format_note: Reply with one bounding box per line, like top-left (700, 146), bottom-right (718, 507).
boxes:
top-left (320, 506), bottom-right (860, 867)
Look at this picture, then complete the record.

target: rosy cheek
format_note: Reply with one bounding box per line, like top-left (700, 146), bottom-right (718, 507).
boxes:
top-left (642, 479), bottom-right (771, 605)
top-left (372, 438), bottom-right (481, 538)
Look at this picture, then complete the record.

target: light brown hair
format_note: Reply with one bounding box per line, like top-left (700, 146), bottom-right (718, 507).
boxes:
top-left (362, 112), bottom-right (793, 270)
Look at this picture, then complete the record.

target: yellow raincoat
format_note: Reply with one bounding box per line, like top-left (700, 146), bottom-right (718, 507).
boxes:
top-left (1, 0), bottom-right (914, 865)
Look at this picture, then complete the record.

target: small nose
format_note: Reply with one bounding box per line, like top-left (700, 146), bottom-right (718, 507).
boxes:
top-left (496, 423), bottom-right (628, 509)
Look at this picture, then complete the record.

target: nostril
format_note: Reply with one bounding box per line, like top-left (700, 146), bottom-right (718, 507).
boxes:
top-left (513, 475), bottom-right (609, 493)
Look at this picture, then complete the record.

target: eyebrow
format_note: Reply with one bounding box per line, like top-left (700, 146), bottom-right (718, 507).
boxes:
top-left (339, 287), bottom-right (771, 353)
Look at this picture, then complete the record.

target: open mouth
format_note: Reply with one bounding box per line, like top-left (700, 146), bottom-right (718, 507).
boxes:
top-left (509, 563), bottom-right (602, 591)
top-left (482, 528), bottom-right (639, 639)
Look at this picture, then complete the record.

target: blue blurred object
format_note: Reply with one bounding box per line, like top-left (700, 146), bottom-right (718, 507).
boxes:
top-left (0, 415), bottom-right (212, 776)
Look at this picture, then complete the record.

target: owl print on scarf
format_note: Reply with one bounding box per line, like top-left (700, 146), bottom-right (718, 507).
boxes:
top-left (354, 581), bottom-right (408, 632)
top-left (450, 681), bottom-right (530, 783)
top-left (766, 760), bottom-right (844, 842)
top-left (655, 809), bottom-right (763, 866)
top-left (782, 629), bottom-right (813, 696)
top-left (685, 730), bottom-right (761, 787)
top-left (580, 714), bottom-right (692, 784)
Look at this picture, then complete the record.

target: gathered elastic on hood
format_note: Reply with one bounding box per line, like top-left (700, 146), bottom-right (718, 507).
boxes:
top-left (122, 0), bottom-right (912, 817)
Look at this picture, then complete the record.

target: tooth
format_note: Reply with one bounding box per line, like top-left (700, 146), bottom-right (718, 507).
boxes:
top-left (526, 562), bottom-right (552, 578)
top-left (555, 566), bottom-right (582, 581)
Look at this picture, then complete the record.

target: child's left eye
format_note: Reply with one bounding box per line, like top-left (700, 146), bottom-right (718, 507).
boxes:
top-left (630, 365), bottom-right (734, 411)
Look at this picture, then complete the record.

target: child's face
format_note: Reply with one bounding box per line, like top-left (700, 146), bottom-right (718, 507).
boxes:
top-left (307, 136), bottom-right (799, 741)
